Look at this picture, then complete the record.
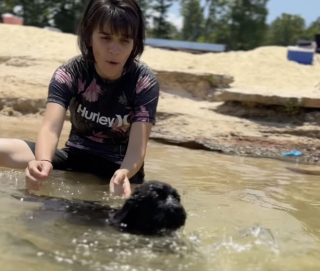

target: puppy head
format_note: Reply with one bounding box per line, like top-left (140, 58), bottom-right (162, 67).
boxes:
top-left (110, 181), bottom-right (187, 235)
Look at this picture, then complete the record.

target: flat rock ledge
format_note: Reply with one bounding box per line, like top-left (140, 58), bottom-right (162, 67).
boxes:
top-left (214, 88), bottom-right (320, 109)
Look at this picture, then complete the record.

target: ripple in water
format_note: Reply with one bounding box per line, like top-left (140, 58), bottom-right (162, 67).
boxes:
top-left (34, 230), bottom-right (203, 271)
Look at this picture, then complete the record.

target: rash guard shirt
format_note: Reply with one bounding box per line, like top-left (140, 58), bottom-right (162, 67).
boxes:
top-left (47, 55), bottom-right (159, 164)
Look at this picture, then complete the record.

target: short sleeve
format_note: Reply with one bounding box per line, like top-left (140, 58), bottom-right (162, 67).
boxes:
top-left (132, 68), bottom-right (160, 125)
top-left (47, 67), bottom-right (74, 109)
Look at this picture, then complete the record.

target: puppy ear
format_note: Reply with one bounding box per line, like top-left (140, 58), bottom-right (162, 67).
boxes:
top-left (109, 189), bottom-right (145, 231)
top-left (110, 198), bottom-right (135, 224)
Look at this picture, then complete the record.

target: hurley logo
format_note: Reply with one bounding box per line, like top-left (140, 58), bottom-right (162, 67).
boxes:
top-left (77, 104), bottom-right (129, 127)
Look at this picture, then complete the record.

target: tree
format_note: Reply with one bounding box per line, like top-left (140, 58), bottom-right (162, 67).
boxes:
top-left (201, 0), bottom-right (232, 44)
top-left (52, 0), bottom-right (87, 33)
top-left (11, 0), bottom-right (54, 28)
top-left (181, 0), bottom-right (204, 41)
top-left (136, 0), bottom-right (149, 13)
top-left (151, 0), bottom-right (174, 39)
top-left (267, 13), bottom-right (306, 46)
top-left (136, 0), bottom-right (151, 28)
top-left (305, 17), bottom-right (320, 41)
top-left (228, 0), bottom-right (269, 50)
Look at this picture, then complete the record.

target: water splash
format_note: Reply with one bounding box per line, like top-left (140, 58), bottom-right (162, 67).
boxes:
top-left (212, 226), bottom-right (278, 253)
top-left (34, 229), bottom-right (203, 271)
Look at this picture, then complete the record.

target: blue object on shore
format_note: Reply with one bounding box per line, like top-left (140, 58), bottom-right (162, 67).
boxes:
top-left (281, 150), bottom-right (302, 157)
top-left (287, 46), bottom-right (314, 65)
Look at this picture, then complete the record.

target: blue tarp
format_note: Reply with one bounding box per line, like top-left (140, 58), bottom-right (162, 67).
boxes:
top-left (145, 38), bottom-right (226, 53)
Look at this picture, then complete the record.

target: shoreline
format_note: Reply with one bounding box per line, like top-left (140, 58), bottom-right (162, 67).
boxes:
top-left (149, 133), bottom-right (320, 165)
top-left (2, 107), bottom-right (320, 167)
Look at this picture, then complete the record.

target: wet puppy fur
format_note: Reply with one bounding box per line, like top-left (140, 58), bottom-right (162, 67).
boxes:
top-left (12, 181), bottom-right (187, 236)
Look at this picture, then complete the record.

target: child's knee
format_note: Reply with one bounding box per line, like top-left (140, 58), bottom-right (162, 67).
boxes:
top-left (0, 139), bottom-right (34, 168)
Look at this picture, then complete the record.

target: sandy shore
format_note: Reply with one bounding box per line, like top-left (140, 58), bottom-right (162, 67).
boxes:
top-left (1, 23), bottom-right (320, 165)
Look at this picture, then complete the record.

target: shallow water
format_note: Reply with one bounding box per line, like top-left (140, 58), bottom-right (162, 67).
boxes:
top-left (1, 140), bottom-right (320, 270)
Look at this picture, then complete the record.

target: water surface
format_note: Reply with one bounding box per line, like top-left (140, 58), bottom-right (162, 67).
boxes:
top-left (0, 136), bottom-right (320, 270)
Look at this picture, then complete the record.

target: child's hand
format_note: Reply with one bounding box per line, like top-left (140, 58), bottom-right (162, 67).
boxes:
top-left (109, 169), bottom-right (131, 198)
top-left (25, 160), bottom-right (53, 190)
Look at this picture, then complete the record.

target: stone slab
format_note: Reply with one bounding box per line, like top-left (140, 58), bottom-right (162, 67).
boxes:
top-left (214, 88), bottom-right (320, 108)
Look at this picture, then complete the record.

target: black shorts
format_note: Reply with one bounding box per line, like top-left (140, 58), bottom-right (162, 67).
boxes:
top-left (24, 141), bottom-right (145, 184)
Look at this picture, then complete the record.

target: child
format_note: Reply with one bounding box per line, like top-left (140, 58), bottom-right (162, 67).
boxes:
top-left (0, 0), bottom-right (159, 198)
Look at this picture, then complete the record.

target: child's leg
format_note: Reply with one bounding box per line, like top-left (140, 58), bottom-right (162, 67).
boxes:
top-left (0, 139), bottom-right (35, 169)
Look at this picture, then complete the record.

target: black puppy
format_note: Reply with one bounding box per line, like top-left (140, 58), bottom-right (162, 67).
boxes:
top-left (111, 180), bottom-right (187, 235)
top-left (12, 180), bottom-right (187, 236)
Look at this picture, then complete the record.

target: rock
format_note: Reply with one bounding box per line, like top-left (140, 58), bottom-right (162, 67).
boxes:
top-left (153, 68), bottom-right (234, 101)
top-left (0, 97), bottom-right (46, 114)
top-left (1, 107), bottom-right (22, 117)
top-left (214, 88), bottom-right (320, 109)
top-left (305, 112), bottom-right (320, 122)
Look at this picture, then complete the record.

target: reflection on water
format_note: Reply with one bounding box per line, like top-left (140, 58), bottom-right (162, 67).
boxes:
top-left (0, 142), bottom-right (320, 270)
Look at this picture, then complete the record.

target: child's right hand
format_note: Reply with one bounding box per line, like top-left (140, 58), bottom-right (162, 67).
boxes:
top-left (25, 160), bottom-right (53, 190)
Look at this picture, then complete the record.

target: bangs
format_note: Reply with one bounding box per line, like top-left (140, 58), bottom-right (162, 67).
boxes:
top-left (78, 0), bottom-right (146, 69)
top-left (97, 6), bottom-right (138, 39)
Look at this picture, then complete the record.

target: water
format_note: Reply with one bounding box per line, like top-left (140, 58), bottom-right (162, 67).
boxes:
top-left (0, 141), bottom-right (320, 270)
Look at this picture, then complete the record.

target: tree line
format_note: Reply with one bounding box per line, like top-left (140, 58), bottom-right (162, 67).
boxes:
top-left (1, 0), bottom-right (319, 51)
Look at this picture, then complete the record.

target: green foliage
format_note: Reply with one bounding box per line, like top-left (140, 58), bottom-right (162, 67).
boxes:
top-left (266, 13), bottom-right (306, 46)
top-left (52, 0), bottom-right (87, 34)
top-left (181, 0), bottom-right (204, 41)
top-left (136, 0), bottom-right (152, 28)
top-left (304, 17), bottom-right (320, 41)
top-left (150, 0), bottom-right (174, 39)
top-left (228, 0), bottom-right (269, 50)
top-left (0, 0), bottom-right (54, 27)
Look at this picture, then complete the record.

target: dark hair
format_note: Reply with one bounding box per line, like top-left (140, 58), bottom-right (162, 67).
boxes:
top-left (77, 0), bottom-right (145, 70)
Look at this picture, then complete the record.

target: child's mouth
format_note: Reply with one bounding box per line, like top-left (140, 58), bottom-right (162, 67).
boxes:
top-left (107, 61), bottom-right (119, 65)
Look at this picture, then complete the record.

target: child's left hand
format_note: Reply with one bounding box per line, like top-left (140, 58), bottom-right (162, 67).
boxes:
top-left (109, 169), bottom-right (131, 198)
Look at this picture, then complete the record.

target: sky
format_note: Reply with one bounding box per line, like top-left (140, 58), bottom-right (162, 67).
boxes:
top-left (168, 0), bottom-right (320, 30)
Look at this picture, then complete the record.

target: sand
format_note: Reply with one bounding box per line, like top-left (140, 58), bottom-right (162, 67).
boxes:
top-left (1, 23), bottom-right (320, 164)
top-left (2, 23), bottom-right (320, 93)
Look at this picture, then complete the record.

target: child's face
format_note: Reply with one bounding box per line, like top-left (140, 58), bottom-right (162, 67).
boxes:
top-left (91, 23), bottom-right (134, 80)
